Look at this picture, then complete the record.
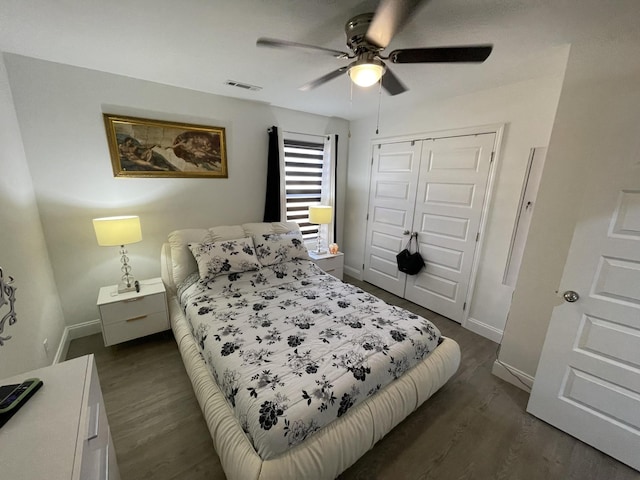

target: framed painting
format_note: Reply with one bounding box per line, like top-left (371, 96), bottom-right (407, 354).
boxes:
top-left (103, 114), bottom-right (228, 178)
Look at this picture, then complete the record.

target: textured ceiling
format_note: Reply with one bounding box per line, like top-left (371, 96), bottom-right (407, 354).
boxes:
top-left (1, 0), bottom-right (638, 120)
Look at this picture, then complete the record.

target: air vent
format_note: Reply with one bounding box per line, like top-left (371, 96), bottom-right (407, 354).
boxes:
top-left (224, 80), bottom-right (262, 92)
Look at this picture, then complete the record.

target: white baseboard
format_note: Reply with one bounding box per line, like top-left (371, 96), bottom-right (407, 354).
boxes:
top-left (463, 317), bottom-right (503, 343)
top-left (53, 319), bottom-right (102, 364)
top-left (53, 327), bottom-right (70, 365)
top-left (492, 359), bottom-right (534, 392)
top-left (343, 265), bottom-right (362, 280)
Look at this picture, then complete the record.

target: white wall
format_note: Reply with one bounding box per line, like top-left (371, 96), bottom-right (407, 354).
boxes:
top-left (0, 54), bottom-right (66, 378)
top-left (4, 54), bottom-right (349, 328)
top-left (499, 32), bottom-right (640, 380)
top-left (344, 48), bottom-right (568, 340)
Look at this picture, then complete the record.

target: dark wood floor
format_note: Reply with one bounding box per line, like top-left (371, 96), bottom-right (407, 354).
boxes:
top-left (67, 276), bottom-right (639, 480)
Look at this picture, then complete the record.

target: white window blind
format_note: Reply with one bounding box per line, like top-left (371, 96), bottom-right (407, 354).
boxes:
top-left (283, 138), bottom-right (325, 241)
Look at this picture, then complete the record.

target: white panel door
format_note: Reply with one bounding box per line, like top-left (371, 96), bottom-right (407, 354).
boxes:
top-left (363, 141), bottom-right (421, 296)
top-left (527, 158), bottom-right (640, 468)
top-left (405, 134), bottom-right (495, 322)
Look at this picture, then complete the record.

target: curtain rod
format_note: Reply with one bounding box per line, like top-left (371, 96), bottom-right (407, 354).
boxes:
top-left (268, 127), bottom-right (328, 140)
top-left (283, 130), bottom-right (326, 139)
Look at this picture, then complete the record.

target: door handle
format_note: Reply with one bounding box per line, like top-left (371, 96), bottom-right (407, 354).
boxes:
top-left (563, 291), bottom-right (579, 303)
top-left (87, 402), bottom-right (100, 441)
top-left (403, 230), bottom-right (411, 235)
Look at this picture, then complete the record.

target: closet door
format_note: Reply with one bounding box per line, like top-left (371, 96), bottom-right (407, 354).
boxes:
top-left (405, 133), bottom-right (496, 322)
top-left (363, 141), bottom-right (422, 296)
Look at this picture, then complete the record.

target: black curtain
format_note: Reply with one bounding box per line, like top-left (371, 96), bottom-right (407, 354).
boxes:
top-left (263, 126), bottom-right (281, 222)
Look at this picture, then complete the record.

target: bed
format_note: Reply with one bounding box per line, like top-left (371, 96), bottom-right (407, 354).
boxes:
top-left (160, 221), bottom-right (460, 480)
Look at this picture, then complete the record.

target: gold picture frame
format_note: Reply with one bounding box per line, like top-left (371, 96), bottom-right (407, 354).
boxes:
top-left (103, 114), bottom-right (228, 178)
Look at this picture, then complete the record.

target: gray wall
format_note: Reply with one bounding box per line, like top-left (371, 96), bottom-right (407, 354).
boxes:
top-left (344, 48), bottom-right (568, 342)
top-left (0, 54), bottom-right (66, 378)
top-left (500, 32), bottom-right (640, 379)
top-left (4, 54), bottom-right (349, 333)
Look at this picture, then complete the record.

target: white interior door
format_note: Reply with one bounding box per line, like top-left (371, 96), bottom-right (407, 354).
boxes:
top-left (527, 156), bottom-right (640, 469)
top-left (363, 141), bottom-right (421, 296)
top-left (405, 134), bottom-right (495, 323)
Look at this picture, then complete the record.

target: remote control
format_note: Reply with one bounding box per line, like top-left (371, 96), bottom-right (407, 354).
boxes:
top-left (0, 378), bottom-right (43, 428)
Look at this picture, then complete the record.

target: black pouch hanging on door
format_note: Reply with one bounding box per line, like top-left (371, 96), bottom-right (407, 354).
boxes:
top-left (396, 234), bottom-right (425, 275)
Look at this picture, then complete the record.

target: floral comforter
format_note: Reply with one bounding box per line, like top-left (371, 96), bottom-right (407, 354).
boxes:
top-left (179, 260), bottom-right (441, 459)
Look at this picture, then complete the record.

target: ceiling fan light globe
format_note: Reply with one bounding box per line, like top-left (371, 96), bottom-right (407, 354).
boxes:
top-left (349, 63), bottom-right (384, 87)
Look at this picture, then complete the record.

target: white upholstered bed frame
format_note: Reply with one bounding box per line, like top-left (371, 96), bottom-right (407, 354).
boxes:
top-left (160, 222), bottom-right (461, 480)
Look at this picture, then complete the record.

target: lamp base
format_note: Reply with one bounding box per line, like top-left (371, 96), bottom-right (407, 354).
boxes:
top-left (117, 282), bottom-right (136, 294)
top-left (313, 230), bottom-right (328, 256)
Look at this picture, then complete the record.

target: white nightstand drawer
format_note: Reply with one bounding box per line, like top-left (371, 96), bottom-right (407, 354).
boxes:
top-left (324, 266), bottom-right (343, 279)
top-left (308, 252), bottom-right (344, 280)
top-left (318, 255), bottom-right (341, 272)
top-left (102, 311), bottom-right (170, 346)
top-left (99, 292), bottom-right (165, 325)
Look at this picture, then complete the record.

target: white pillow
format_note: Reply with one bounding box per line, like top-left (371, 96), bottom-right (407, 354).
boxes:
top-left (168, 228), bottom-right (209, 288)
top-left (253, 231), bottom-right (309, 266)
top-left (168, 225), bottom-right (245, 287)
top-left (188, 237), bottom-right (261, 280)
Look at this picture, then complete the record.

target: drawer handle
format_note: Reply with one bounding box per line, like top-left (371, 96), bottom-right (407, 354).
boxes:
top-left (88, 402), bottom-right (100, 441)
top-left (102, 441), bottom-right (109, 480)
top-left (126, 314), bottom-right (148, 322)
top-left (123, 296), bottom-right (145, 302)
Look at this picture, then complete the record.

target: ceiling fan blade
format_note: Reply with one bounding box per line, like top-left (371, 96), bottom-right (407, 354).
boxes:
top-left (299, 66), bottom-right (349, 92)
top-left (365, 0), bottom-right (427, 49)
top-left (381, 68), bottom-right (408, 96)
top-left (257, 38), bottom-right (350, 59)
top-left (389, 45), bottom-right (493, 63)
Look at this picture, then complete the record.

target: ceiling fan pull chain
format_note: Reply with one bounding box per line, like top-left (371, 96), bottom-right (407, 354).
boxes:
top-left (350, 79), bottom-right (354, 111)
top-left (375, 78), bottom-right (382, 134)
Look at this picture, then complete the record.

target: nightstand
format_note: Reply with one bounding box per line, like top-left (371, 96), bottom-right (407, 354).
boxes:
top-left (96, 278), bottom-right (169, 347)
top-left (308, 251), bottom-right (344, 280)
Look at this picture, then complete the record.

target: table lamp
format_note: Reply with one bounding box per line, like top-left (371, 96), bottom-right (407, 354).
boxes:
top-left (308, 205), bottom-right (333, 255)
top-left (93, 215), bottom-right (142, 293)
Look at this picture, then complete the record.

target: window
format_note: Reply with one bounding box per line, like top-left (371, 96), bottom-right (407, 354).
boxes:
top-left (282, 134), bottom-right (336, 244)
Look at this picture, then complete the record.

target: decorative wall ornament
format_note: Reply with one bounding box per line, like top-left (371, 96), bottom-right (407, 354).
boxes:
top-left (103, 114), bottom-right (228, 178)
top-left (0, 267), bottom-right (17, 346)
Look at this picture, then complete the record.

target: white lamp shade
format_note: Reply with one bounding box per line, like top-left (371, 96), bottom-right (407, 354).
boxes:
top-left (93, 215), bottom-right (142, 246)
top-left (349, 63), bottom-right (384, 87)
top-left (308, 205), bottom-right (333, 224)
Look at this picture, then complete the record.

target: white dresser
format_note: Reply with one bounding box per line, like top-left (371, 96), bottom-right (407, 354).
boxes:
top-left (0, 355), bottom-right (120, 479)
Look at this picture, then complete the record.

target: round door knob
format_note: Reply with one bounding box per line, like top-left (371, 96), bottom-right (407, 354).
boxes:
top-left (563, 291), bottom-right (580, 303)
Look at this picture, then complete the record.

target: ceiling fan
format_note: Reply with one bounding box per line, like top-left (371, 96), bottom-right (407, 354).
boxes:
top-left (257, 0), bottom-right (492, 96)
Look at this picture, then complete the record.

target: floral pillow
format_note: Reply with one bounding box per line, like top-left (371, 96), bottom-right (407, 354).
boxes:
top-left (253, 231), bottom-right (309, 266)
top-left (188, 237), bottom-right (261, 280)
